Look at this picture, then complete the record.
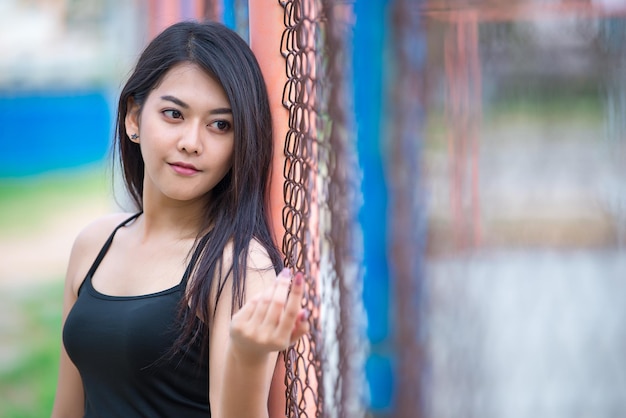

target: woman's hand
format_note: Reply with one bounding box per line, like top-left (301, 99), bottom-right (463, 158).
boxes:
top-left (229, 268), bottom-right (309, 362)
top-left (215, 268), bottom-right (309, 417)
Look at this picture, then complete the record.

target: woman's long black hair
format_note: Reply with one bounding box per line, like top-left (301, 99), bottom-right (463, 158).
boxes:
top-left (114, 21), bottom-right (283, 355)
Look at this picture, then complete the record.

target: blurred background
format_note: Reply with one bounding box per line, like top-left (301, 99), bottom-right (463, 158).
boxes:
top-left (1, 0), bottom-right (625, 417)
top-left (415, 2), bottom-right (626, 417)
top-left (0, 1), bottom-right (144, 415)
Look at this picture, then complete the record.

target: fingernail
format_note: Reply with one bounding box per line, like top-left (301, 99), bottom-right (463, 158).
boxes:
top-left (300, 309), bottom-right (310, 322)
top-left (294, 272), bottom-right (304, 285)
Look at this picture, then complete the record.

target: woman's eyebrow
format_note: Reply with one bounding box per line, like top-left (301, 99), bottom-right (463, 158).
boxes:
top-left (209, 107), bottom-right (233, 115)
top-left (161, 95), bottom-right (189, 108)
top-left (160, 95), bottom-right (232, 115)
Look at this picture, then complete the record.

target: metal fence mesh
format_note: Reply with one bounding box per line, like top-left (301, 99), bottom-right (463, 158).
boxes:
top-left (279, 1), bottom-right (365, 417)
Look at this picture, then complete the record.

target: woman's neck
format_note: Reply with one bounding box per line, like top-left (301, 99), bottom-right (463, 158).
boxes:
top-left (138, 199), bottom-right (206, 243)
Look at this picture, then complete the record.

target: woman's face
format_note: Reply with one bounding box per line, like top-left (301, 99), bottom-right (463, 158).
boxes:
top-left (126, 62), bottom-right (234, 206)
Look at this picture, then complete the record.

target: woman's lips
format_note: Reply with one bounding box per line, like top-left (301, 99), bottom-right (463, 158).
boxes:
top-left (169, 162), bottom-right (200, 176)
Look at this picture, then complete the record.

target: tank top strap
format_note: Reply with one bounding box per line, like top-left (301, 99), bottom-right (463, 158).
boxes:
top-left (82, 212), bottom-right (143, 286)
top-left (180, 231), bottom-right (212, 289)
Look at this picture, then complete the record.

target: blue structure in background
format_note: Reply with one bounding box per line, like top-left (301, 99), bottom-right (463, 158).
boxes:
top-left (221, 0), bottom-right (237, 29)
top-left (220, 0), bottom-right (249, 41)
top-left (0, 90), bottom-right (112, 177)
top-left (353, 0), bottom-right (395, 412)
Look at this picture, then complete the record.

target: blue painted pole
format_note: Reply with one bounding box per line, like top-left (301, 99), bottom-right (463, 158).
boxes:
top-left (353, 0), bottom-right (394, 412)
top-left (221, 0), bottom-right (237, 29)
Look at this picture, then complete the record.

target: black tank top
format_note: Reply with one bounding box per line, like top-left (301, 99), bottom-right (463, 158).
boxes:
top-left (63, 213), bottom-right (211, 417)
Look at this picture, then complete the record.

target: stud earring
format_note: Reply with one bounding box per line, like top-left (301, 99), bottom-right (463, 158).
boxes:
top-left (130, 133), bottom-right (139, 140)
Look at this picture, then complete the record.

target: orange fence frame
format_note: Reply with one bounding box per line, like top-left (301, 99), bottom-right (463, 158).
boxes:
top-left (249, 1), bottom-right (290, 247)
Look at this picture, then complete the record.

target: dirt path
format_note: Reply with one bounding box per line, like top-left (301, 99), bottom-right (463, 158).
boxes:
top-left (0, 198), bottom-right (112, 286)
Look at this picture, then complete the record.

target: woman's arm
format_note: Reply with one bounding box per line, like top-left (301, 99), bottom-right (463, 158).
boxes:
top-left (267, 353), bottom-right (288, 417)
top-left (51, 214), bottom-right (132, 418)
top-left (209, 243), bottom-right (309, 418)
top-left (51, 231), bottom-right (89, 418)
top-left (50, 276), bottom-right (84, 418)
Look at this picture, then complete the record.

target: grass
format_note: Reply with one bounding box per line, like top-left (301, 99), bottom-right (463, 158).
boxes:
top-left (0, 163), bottom-right (111, 235)
top-left (0, 165), bottom-right (110, 416)
top-left (0, 281), bottom-right (64, 418)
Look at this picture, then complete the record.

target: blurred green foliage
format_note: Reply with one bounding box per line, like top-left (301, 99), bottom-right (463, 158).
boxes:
top-left (0, 165), bottom-right (110, 416)
top-left (0, 281), bottom-right (63, 418)
top-left (0, 165), bottom-right (110, 234)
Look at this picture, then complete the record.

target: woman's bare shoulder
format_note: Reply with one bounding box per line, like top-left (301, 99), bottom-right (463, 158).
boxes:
top-left (244, 239), bottom-right (280, 296)
top-left (65, 212), bottom-right (137, 292)
top-left (73, 212), bottom-right (136, 249)
top-left (220, 238), bottom-right (276, 271)
top-left (247, 238), bottom-right (275, 271)
top-left (214, 238), bottom-right (277, 301)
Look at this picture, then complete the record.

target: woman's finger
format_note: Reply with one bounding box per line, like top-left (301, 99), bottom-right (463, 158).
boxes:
top-left (262, 268), bottom-right (292, 326)
top-left (289, 309), bottom-right (310, 345)
top-left (277, 272), bottom-right (305, 336)
top-left (248, 284), bottom-right (274, 323)
top-left (234, 296), bottom-right (258, 323)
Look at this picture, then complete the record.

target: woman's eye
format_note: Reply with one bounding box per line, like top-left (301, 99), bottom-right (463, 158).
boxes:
top-left (163, 109), bottom-right (183, 119)
top-left (211, 120), bottom-right (232, 132)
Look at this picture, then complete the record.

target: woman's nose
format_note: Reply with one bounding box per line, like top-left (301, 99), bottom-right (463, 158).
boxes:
top-left (178, 126), bottom-right (203, 154)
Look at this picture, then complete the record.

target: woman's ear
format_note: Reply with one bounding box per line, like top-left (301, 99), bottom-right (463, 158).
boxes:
top-left (125, 97), bottom-right (141, 143)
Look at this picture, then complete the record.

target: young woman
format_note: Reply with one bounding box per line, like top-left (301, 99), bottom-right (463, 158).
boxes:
top-left (52, 21), bottom-right (309, 417)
